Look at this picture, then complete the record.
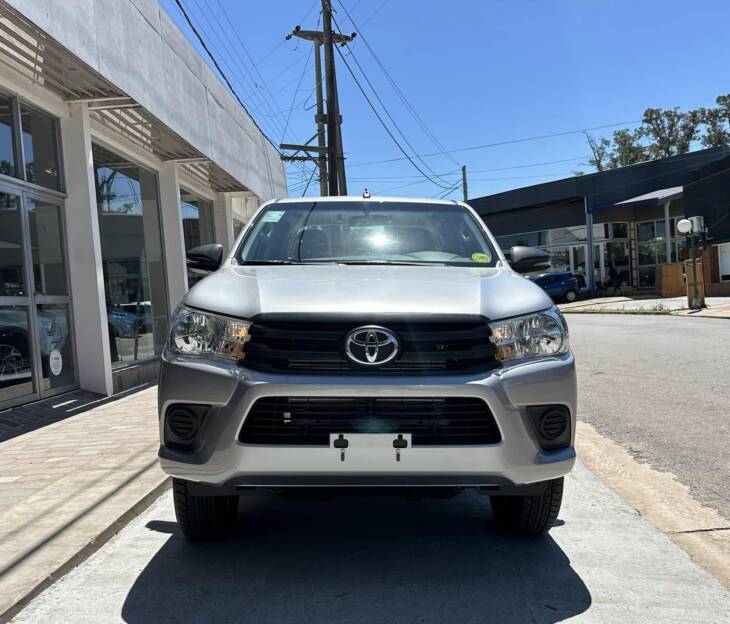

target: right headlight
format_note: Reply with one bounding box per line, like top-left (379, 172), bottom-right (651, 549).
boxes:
top-left (168, 306), bottom-right (251, 361)
top-left (489, 307), bottom-right (569, 362)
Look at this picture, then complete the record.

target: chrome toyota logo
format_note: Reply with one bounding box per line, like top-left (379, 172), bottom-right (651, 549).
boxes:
top-left (345, 326), bottom-right (399, 366)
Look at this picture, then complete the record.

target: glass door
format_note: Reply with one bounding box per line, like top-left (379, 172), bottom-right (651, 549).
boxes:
top-left (25, 192), bottom-right (77, 396)
top-left (0, 185), bottom-right (76, 408)
top-left (0, 188), bottom-right (37, 406)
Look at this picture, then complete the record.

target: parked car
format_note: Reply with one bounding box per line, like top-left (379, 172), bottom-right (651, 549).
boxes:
top-left (529, 271), bottom-right (579, 302)
top-left (159, 197), bottom-right (576, 539)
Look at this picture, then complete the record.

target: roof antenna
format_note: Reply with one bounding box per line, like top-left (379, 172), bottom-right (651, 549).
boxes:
top-left (362, 188), bottom-right (370, 198)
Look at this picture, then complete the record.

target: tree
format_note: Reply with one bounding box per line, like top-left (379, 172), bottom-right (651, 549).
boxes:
top-left (584, 132), bottom-right (611, 171)
top-left (699, 94), bottom-right (730, 147)
top-left (608, 128), bottom-right (647, 168)
top-left (639, 107), bottom-right (701, 159)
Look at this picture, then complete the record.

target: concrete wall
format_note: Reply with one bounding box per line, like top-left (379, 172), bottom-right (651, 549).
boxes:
top-left (10, 0), bottom-right (287, 201)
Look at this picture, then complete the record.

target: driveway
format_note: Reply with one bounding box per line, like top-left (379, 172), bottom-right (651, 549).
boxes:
top-left (11, 462), bottom-right (730, 624)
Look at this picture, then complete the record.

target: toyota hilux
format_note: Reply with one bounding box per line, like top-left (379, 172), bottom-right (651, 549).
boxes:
top-left (158, 196), bottom-right (576, 539)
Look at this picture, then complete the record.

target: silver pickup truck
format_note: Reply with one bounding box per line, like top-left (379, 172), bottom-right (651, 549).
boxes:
top-left (158, 196), bottom-right (576, 539)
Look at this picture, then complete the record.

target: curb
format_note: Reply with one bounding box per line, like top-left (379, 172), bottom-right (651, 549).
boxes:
top-left (0, 477), bottom-right (171, 624)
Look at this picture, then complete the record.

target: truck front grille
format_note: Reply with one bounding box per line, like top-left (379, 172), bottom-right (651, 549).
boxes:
top-left (243, 315), bottom-right (498, 375)
top-left (239, 396), bottom-right (501, 446)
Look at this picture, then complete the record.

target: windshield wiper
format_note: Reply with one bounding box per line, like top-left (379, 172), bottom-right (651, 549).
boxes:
top-left (334, 260), bottom-right (448, 266)
top-left (238, 259), bottom-right (299, 265)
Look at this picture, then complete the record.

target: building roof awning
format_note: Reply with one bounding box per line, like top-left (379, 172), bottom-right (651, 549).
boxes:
top-left (613, 186), bottom-right (683, 208)
top-left (0, 2), bottom-right (246, 193)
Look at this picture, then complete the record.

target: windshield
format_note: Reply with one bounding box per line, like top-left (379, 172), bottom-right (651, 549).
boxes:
top-left (235, 201), bottom-right (498, 267)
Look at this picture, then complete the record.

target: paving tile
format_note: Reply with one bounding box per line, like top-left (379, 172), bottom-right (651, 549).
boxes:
top-left (0, 386), bottom-right (165, 620)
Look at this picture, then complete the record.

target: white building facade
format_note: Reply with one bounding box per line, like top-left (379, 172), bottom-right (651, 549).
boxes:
top-left (0, 0), bottom-right (286, 407)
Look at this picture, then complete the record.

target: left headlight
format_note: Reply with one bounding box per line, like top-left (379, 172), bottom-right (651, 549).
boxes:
top-left (489, 307), bottom-right (569, 362)
top-left (168, 306), bottom-right (251, 361)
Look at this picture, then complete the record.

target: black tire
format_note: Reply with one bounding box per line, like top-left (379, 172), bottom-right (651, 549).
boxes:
top-left (172, 478), bottom-right (239, 540)
top-left (564, 289), bottom-right (577, 303)
top-left (490, 477), bottom-right (563, 536)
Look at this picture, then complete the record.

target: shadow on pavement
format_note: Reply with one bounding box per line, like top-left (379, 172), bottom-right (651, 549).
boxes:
top-left (122, 490), bottom-right (591, 624)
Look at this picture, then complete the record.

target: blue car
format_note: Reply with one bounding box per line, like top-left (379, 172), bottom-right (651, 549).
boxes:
top-left (529, 271), bottom-right (579, 302)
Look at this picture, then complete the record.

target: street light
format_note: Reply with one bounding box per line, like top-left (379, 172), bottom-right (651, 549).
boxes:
top-left (677, 217), bottom-right (705, 310)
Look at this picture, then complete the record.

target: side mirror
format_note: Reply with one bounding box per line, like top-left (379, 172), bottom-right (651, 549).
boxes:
top-left (508, 246), bottom-right (550, 273)
top-left (186, 243), bottom-right (223, 273)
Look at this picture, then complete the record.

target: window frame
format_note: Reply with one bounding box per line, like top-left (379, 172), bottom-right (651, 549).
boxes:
top-left (0, 89), bottom-right (65, 196)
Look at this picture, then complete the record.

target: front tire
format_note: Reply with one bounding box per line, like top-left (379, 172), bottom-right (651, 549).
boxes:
top-left (490, 477), bottom-right (563, 535)
top-left (172, 478), bottom-right (239, 540)
top-left (564, 289), bottom-right (577, 303)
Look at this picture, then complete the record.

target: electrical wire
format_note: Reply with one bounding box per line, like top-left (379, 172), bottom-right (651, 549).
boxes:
top-left (331, 12), bottom-right (454, 187)
top-left (336, 0), bottom-right (459, 168)
top-left (334, 37), bottom-right (453, 189)
top-left (349, 120), bottom-right (643, 168)
top-left (172, 0), bottom-right (277, 152)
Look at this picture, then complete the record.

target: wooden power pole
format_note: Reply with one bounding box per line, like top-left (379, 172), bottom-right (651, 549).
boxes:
top-left (281, 2), bottom-right (355, 196)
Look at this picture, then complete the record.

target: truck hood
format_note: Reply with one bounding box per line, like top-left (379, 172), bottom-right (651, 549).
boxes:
top-left (183, 264), bottom-right (553, 321)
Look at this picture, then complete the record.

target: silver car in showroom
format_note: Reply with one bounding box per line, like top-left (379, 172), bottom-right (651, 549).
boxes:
top-left (158, 196), bottom-right (576, 539)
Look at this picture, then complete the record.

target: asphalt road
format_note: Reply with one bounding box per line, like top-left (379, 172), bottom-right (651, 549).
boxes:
top-left (12, 462), bottom-right (730, 624)
top-left (567, 314), bottom-right (730, 519)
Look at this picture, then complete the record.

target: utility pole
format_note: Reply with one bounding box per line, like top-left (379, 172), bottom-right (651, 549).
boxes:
top-left (461, 165), bottom-right (468, 202)
top-left (281, 5), bottom-right (355, 196)
top-left (313, 41), bottom-right (327, 195)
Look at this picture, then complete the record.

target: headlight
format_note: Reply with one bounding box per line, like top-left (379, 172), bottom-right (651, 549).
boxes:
top-left (489, 307), bottom-right (568, 362)
top-left (169, 306), bottom-right (251, 361)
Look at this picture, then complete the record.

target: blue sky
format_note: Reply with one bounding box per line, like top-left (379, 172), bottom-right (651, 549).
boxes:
top-left (160, 0), bottom-right (730, 199)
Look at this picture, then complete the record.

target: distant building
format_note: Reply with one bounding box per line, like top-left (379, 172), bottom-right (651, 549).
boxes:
top-left (0, 0), bottom-right (287, 409)
top-left (468, 146), bottom-right (730, 296)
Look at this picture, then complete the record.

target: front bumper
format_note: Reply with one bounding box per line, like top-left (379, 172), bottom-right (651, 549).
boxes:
top-left (157, 352), bottom-right (577, 488)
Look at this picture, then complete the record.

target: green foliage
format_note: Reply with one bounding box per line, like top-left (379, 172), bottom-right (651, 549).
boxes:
top-left (582, 94), bottom-right (730, 172)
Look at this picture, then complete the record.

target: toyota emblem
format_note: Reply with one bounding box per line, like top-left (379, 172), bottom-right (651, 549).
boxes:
top-left (344, 326), bottom-right (399, 366)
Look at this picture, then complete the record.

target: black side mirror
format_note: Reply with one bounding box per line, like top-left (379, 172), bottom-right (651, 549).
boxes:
top-left (508, 246), bottom-right (550, 273)
top-left (186, 243), bottom-right (223, 273)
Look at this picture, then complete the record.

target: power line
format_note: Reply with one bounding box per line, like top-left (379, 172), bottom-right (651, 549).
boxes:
top-left (360, 0), bottom-right (390, 26)
top-left (330, 13), bottom-right (453, 187)
top-left (172, 0), bottom-right (277, 152)
top-left (336, 0), bottom-right (459, 168)
top-left (348, 120), bottom-right (643, 168)
top-left (280, 43), bottom-right (314, 143)
top-left (333, 32), bottom-right (453, 189)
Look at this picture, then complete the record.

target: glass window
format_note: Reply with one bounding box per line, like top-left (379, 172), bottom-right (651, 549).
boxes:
top-left (0, 193), bottom-right (25, 296)
top-left (28, 199), bottom-right (67, 296)
top-left (720, 243), bottom-right (730, 282)
top-left (180, 189), bottom-right (215, 288)
top-left (638, 241), bottom-right (656, 265)
top-left (21, 105), bottom-right (60, 190)
top-left (637, 222), bottom-right (655, 241)
top-left (0, 95), bottom-right (16, 177)
top-left (612, 222), bottom-right (628, 239)
top-left (93, 144), bottom-right (168, 367)
top-left (639, 266), bottom-right (656, 288)
top-left (0, 305), bottom-right (34, 401)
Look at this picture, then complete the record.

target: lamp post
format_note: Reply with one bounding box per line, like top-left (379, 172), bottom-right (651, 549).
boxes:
top-left (677, 217), bottom-right (705, 310)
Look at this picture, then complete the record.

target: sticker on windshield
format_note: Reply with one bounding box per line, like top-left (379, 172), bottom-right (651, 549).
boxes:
top-left (471, 252), bottom-right (490, 263)
top-left (261, 210), bottom-right (284, 223)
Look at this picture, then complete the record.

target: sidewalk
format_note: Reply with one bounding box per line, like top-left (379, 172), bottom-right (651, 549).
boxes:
top-left (560, 295), bottom-right (730, 318)
top-left (0, 386), bottom-right (166, 622)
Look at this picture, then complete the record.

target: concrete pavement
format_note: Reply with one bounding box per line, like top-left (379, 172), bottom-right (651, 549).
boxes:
top-left (560, 295), bottom-right (730, 317)
top-left (11, 461), bottom-right (730, 624)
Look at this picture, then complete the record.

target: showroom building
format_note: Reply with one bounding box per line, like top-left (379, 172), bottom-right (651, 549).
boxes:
top-left (0, 0), bottom-right (286, 409)
top-left (468, 146), bottom-right (730, 295)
